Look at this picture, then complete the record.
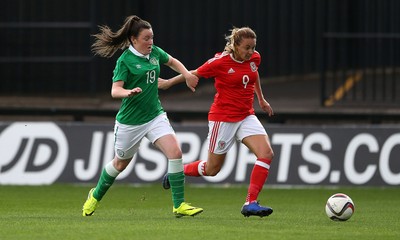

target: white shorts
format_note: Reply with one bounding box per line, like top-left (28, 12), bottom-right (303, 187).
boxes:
top-left (208, 115), bottom-right (267, 154)
top-left (114, 113), bottom-right (175, 159)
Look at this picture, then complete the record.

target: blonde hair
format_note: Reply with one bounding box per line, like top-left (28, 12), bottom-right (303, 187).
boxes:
top-left (224, 27), bottom-right (257, 53)
top-left (91, 15), bottom-right (152, 58)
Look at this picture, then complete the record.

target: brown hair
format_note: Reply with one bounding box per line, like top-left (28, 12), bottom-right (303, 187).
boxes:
top-left (224, 27), bottom-right (257, 53)
top-left (91, 15), bottom-right (152, 58)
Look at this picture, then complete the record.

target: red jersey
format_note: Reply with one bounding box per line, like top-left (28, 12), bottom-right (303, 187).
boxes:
top-left (197, 51), bottom-right (261, 122)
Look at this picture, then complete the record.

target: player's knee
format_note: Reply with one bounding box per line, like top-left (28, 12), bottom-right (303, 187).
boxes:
top-left (171, 150), bottom-right (183, 159)
top-left (167, 147), bottom-right (183, 159)
top-left (258, 147), bottom-right (274, 161)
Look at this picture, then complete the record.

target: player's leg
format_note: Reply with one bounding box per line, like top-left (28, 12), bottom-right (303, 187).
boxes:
top-left (82, 157), bottom-right (130, 216)
top-left (94, 158), bottom-right (129, 200)
top-left (82, 121), bottom-right (141, 216)
top-left (162, 152), bottom-right (226, 189)
top-left (155, 134), bottom-right (203, 217)
top-left (240, 134), bottom-right (274, 217)
top-left (238, 116), bottom-right (274, 217)
top-left (162, 121), bottom-right (234, 189)
top-left (184, 152), bottom-right (226, 176)
top-left (243, 134), bottom-right (274, 204)
top-left (151, 113), bottom-right (202, 217)
top-left (185, 120), bottom-right (235, 176)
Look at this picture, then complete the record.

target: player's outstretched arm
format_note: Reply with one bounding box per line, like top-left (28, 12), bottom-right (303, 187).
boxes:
top-left (158, 75), bottom-right (185, 90)
top-left (164, 55), bottom-right (198, 92)
top-left (158, 69), bottom-right (201, 91)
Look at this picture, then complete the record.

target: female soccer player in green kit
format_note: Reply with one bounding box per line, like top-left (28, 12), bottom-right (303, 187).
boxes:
top-left (82, 15), bottom-right (203, 218)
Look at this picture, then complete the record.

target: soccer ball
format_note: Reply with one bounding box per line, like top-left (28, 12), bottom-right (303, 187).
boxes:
top-left (325, 193), bottom-right (355, 221)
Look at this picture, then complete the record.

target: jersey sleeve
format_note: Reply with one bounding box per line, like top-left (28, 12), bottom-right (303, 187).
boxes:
top-left (153, 45), bottom-right (169, 65)
top-left (197, 56), bottom-right (218, 78)
top-left (254, 51), bottom-right (261, 67)
top-left (112, 58), bottom-right (129, 82)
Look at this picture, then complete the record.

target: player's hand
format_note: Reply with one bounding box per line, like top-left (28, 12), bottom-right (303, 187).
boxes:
top-left (260, 99), bottom-right (274, 117)
top-left (126, 87), bottom-right (142, 98)
top-left (158, 78), bottom-right (170, 90)
top-left (184, 73), bottom-right (199, 92)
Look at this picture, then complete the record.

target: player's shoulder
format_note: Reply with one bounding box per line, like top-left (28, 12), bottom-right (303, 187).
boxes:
top-left (116, 49), bottom-right (131, 63)
top-left (252, 50), bottom-right (261, 59)
top-left (249, 50), bottom-right (261, 64)
top-left (149, 45), bottom-right (164, 55)
top-left (151, 45), bottom-right (169, 59)
top-left (214, 51), bottom-right (229, 58)
top-left (151, 45), bottom-right (162, 52)
top-left (207, 51), bottom-right (230, 64)
top-left (119, 48), bottom-right (131, 58)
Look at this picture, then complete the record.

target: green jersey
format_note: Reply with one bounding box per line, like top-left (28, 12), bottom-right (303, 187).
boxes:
top-left (112, 45), bottom-right (169, 125)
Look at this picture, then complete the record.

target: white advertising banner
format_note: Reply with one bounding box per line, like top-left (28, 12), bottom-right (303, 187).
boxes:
top-left (0, 122), bottom-right (399, 186)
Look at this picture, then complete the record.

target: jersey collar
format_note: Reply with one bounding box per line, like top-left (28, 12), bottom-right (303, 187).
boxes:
top-left (129, 45), bottom-right (150, 59)
top-left (230, 53), bottom-right (244, 63)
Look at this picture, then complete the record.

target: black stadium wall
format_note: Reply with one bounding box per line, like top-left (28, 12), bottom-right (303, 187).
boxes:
top-left (1, 0), bottom-right (399, 95)
top-left (0, 122), bottom-right (399, 186)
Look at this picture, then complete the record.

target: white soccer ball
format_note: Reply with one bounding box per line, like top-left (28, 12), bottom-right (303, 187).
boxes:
top-left (325, 193), bottom-right (355, 221)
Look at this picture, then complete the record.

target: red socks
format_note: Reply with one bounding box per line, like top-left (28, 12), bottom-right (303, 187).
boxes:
top-left (184, 158), bottom-right (271, 204)
top-left (246, 158), bottom-right (272, 203)
top-left (184, 160), bottom-right (207, 176)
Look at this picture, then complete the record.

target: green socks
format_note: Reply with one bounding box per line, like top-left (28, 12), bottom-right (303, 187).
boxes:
top-left (91, 159), bottom-right (185, 208)
top-left (168, 159), bottom-right (185, 208)
top-left (169, 172), bottom-right (185, 208)
top-left (93, 162), bottom-right (120, 201)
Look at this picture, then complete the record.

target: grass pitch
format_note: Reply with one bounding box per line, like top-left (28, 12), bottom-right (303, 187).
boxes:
top-left (0, 184), bottom-right (399, 240)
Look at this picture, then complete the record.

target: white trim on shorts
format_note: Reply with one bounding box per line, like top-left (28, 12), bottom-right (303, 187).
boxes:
top-left (208, 115), bottom-right (267, 154)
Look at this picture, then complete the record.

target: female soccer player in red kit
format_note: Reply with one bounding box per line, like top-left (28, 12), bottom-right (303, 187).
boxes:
top-left (159, 27), bottom-right (274, 217)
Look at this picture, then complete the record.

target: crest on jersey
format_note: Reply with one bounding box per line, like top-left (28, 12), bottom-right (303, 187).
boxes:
top-left (150, 57), bottom-right (158, 65)
top-left (250, 62), bottom-right (257, 72)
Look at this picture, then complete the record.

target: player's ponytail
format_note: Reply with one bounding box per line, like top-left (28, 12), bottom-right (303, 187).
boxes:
top-left (91, 15), bottom-right (152, 58)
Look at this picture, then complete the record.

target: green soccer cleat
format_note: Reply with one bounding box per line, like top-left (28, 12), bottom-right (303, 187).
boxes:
top-left (173, 202), bottom-right (203, 218)
top-left (82, 188), bottom-right (99, 216)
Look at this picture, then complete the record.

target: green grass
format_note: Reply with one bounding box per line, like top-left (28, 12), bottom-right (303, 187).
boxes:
top-left (0, 184), bottom-right (399, 240)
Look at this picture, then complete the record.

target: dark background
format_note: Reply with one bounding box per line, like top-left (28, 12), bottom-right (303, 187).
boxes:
top-left (1, 0), bottom-right (399, 122)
